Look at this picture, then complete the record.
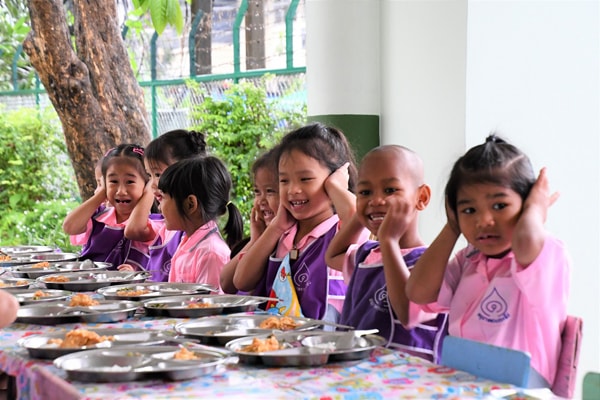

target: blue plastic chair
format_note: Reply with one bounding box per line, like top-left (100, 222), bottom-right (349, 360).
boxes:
top-left (440, 336), bottom-right (547, 388)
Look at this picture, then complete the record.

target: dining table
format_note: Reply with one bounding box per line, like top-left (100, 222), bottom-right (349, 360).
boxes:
top-left (0, 271), bottom-right (524, 400)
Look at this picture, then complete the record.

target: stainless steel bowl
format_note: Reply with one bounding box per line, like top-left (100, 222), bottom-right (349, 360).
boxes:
top-left (11, 261), bottom-right (112, 279)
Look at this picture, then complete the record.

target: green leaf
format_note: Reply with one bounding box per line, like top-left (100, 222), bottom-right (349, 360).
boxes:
top-left (167, 0), bottom-right (184, 35)
top-left (149, 0), bottom-right (169, 35)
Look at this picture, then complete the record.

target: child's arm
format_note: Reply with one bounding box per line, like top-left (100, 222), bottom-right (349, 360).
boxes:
top-left (0, 290), bottom-right (19, 328)
top-left (377, 197), bottom-right (414, 326)
top-left (406, 203), bottom-right (460, 305)
top-left (324, 162), bottom-right (357, 223)
top-left (324, 213), bottom-right (365, 271)
top-left (233, 204), bottom-right (294, 292)
top-left (221, 205), bottom-right (266, 293)
top-left (62, 189), bottom-right (107, 235)
top-left (512, 167), bottom-right (559, 266)
top-left (124, 181), bottom-right (157, 242)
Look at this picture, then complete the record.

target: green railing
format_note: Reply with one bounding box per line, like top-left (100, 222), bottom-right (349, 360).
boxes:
top-left (0, 0), bottom-right (307, 138)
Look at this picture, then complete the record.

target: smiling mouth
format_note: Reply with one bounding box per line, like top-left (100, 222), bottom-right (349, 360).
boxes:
top-left (369, 213), bottom-right (385, 222)
top-left (114, 199), bottom-right (131, 204)
top-left (290, 200), bottom-right (308, 207)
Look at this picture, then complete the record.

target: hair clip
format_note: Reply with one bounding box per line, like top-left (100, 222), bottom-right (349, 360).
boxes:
top-left (132, 147), bottom-right (145, 157)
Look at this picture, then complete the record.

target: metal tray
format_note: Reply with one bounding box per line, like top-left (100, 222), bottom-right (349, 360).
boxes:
top-left (19, 328), bottom-right (178, 359)
top-left (174, 314), bottom-right (317, 345)
top-left (0, 245), bottom-right (56, 255)
top-left (54, 345), bottom-right (227, 382)
top-left (97, 282), bottom-right (217, 301)
top-left (37, 271), bottom-right (150, 292)
top-left (15, 300), bottom-right (141, 325)
top-left (11, 261), bottom-right (112, 279)
top-left (142, 295), bottom-right (271, 318)
top-left (0, 277), bottom-right (35, 291)
top-left (226, 331), bottom-right (385, 366)
top-left (12, 289), bottom-right (73, 304)
top-left (30, 252), bottom-right (79, 263)
top-left (0, 255), bottom-right (36, 268)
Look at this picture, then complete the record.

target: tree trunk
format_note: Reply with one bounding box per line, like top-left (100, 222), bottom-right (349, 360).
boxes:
top-left (23, 0), bottom-right (151, 200)
top-left (192, 0), bottom-right (212, 75)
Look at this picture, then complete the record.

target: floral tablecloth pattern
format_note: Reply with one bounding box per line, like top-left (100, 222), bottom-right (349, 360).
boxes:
top-left (0, 315), bottom-right (511, 399)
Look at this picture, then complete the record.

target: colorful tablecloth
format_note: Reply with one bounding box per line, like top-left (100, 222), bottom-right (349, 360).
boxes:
top-left (0, 313), bottom-right (514, 399)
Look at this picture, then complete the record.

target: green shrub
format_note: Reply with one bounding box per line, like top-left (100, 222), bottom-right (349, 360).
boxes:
top-left (189, 76), bottom-right (306, 234)
top-left (0, 106), bottom-right (79, 252)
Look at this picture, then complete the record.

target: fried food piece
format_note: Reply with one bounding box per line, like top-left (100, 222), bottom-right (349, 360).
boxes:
top-left (116, 288), bottom-right (151, 296)
top-left (31, 261), bottom-right (50, 268)
top-left (49, 329), bottom-right (114, 348)
top-left (173, 346), bottom-right (199, 360)
top-left (45, 275), bottom-right (69, 283)
top-left (69, 293), bottom-right (100, 307)
top-left (0, 255), bottom-right (11, 261)
top-left (258, 316), bottom-right (299, 330)
top-left (33, 290), bottom-right (50, 300)
top-left (240, 335), bottom-right (282, 353)
top-left (187, 302), bottom-right (212, 309)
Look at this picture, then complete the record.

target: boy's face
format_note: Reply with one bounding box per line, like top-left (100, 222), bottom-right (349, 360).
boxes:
top-left (355, 150), bottom-right (422, 236)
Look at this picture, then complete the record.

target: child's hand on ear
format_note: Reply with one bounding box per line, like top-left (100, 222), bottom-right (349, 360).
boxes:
top-left (445, 197), bottom-right (461, 237)
top-left (378, 196), bottom-right (410, 243)
top-left (324, 162), bottom-right (350, 194)
top-left (523, 167), bottom-right (560, 223)
top-left (270, 203), bottom-right (295, 233)
top-left (249, 204), bottom-right (267, 241)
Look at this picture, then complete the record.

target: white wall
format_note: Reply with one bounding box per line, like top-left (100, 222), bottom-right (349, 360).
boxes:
top-left (381, 0), bottom-right (600, 396)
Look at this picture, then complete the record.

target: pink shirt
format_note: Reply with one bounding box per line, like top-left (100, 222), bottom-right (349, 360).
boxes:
top-left (343, 244), bottom-right (440, 329)
top-left (69, 207), bottom-right (153, 255)
top-left (168, 220), bottom-right (229, 291)
top-left (426, 235), bottom-right (570, 384)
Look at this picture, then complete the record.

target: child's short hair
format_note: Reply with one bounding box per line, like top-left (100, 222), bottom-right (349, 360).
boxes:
top-left (445, 134), bottom-right (536, 214)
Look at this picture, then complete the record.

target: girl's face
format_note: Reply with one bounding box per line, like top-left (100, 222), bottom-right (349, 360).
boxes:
top-left (278, 149), bottom-right (333, 228)
top-left (356, 151), bottom-right (421, 236)
top-left (159, 191), bottom-right (184, 232)
top-left (456, 182), bottom-right (523, 258)
top-left (105, 160), bottom-right (146, 221)
top-left (145, 159), bottom-right (170, 205)
top-left (253, 167), bottom-right (279, 225)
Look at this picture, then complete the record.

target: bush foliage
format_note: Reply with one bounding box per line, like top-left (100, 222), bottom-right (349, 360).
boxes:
top-left (0, 106), bottom-right (80, 252)
top-left (189, 77), bottom-right (306, 233)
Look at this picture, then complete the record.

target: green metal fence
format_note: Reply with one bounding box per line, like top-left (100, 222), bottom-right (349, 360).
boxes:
top-left (0, 0), bottom-right (307, 138)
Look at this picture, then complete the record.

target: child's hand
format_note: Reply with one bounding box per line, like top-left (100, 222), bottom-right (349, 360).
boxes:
top-left (523, 167), bottom-right (560, 222)
top-left (117, 264), bottom-right (135, 272)
top-left (270, 203), bottom-right (295, 233)
top-left (249, 204), bottom-right (267, 240)
top-left (324, 162), bottom-right (350, 194)
top-left (445, 197), bottom-right (461, 236)
top-left (378, 196), bottom-right (410, 242)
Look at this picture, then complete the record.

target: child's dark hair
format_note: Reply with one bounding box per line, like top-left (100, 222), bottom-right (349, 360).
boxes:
top-left (145, 129), bottom-right (207, 166)
top-left (445, 134), bottom-right (536, 215)
top-left (275, 122), bottom-right (358, 192)
top-left (251, 146), bottom-right (279, 179)
top-left (101, 144), bottom-right (148, 183)
top-left (158, 156), bottom-right (243, 248)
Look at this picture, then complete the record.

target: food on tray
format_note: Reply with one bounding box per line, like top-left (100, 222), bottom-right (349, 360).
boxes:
top-left (173, 346), bottom-right (200, 360)
top-left (0, 280), bottom-right (29, 287)
top-left (69, 293), bottom-right (100, 306)
top-left (31, 261), bottom-right (50, 268)
top-left (47, 329), bottom-right (114, 348)
top-left (186, 302), bottom-right (213, 309)
top-left (32, 290), bottom-right (51, 300)
top-left (240, 335), bottom-right (283, 353)
top-left (45, 275), bottom-right (69, 283)
top-left (116, 288), bottom-right (151, 296)
top-left (258, 316), bottom-right (300, 330)
top-left (0, 255), bottom-right (11, 261)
